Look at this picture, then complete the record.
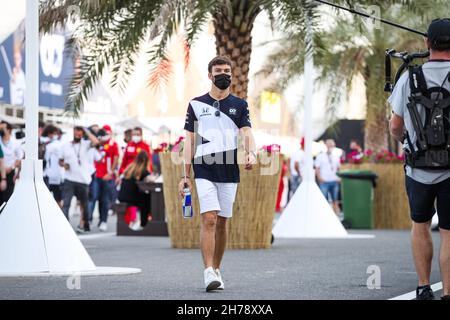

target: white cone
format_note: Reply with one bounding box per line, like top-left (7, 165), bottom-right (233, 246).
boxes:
top-left (272, 179), bottom-right (348, 238)
top-left (0, 160), bottom-right (96, 274)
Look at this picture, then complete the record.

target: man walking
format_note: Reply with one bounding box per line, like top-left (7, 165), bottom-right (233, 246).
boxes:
top-left (315, 139), bottom-right (341, 216)
top-left (60, 126), bottom-right (99, 233)
top-left (389, 19), bottom-right (450, 300)
top-left (179, 56), bottom-right (257, 292)
top-left (89, 125), bottom-right (119, 232)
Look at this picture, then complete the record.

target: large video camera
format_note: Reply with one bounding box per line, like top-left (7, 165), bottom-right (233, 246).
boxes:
top-left (384, 49), bottom-right (430, 93)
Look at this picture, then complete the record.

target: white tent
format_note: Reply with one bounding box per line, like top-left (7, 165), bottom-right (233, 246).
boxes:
top-left (0, 1), bottom-right (141, 276)
top-left (272, 13), bottom-right (372, 240)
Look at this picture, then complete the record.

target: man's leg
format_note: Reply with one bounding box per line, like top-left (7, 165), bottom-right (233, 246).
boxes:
top-left (88, 177), bottom-right (100, 222)
top-left (332, 182), bottom-right (341, 216)
top-left (405, 176), bottom-right (436, 289)
top-left (319, 182), bottom-right (329, 199)
top-left (77, 183), bottom-right (90, 230)
top-left (440, 228), bottom-right (450, 296)
top-left (213, 216), bottom-right (228, 270)
top-left (62, 181), bottom-right (75, 220)
top-left (3, 171), bottom-right (15, 203)
top-left (436, 177), bottom-right (450, 296)
top-left (411, 220), bottom-right (433, 287)
top-left (201, 211), bottom-right (218, 268)
top-left (99, 179), bottom-right (111, 224)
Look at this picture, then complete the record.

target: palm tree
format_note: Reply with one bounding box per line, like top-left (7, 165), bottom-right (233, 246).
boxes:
top-left (260, 0), bottom-right (446, 151)
top-left (39, 0), bottom-right (414, 114)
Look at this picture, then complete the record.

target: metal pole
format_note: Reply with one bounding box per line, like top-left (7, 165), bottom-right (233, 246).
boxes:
top-left (25, 0), bottom-right (39, 160)
top-left (303, 11), bottom-right (314, 182)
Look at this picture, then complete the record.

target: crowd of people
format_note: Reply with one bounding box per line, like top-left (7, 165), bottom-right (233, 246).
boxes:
top-left (0, 120), bottom-right (156, 233)
top-left (277, 138), bottom-right (363, 219)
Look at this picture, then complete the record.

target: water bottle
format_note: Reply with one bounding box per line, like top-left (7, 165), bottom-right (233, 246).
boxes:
top-left (182, 183), bottom-right (193, 218)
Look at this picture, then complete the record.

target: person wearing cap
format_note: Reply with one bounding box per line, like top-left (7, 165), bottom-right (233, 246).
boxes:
top-left (88, 125), bottom-right (120, 232)
top-left (389, 18), bottom-right (450, 300)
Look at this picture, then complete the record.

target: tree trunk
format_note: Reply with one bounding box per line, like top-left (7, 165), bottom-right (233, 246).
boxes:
top-left (364, 47), bottom-right (389, 152)
top-left (212, 4), bottom-right (260, 100)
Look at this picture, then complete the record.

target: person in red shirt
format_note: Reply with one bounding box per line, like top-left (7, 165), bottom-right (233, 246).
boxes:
top-left (119, 127), bottom-right (152, 175)
top-left (88, 125), bottom-right (120, 231)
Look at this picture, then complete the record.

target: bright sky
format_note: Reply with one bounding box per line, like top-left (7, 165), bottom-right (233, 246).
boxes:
top-left (0, 0), bottom-right (25, 43)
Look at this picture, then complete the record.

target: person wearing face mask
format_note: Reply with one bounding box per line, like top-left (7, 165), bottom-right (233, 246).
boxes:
top-left (42, 125), bottom-right (64, 207)
top-left (88, 125), bottom-right (120, 231)
top-left (180, 56), bottom-right (257, 292)
top-left (119, 127), bottom-right (151, 175)
top-left (59, 126), bottom-right (99, 233)
top-left (0, 120), bottom-right (24, 206)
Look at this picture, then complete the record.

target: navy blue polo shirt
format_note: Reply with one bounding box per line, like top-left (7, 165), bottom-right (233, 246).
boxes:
top-left (184, 93), bottom-right (252, 183)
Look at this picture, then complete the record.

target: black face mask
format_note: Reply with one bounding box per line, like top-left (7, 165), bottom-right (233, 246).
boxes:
top-left (0, 130), bottom-right (4, 138)
top-left (213, 74), bottom-right (231, 90)
top-left (73, 137), bottom-right (81, 143)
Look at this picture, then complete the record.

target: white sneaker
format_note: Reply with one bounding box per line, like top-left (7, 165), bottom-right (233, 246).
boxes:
top-left (204, 267), bottom-right (221, 292)
top-left (98, 222), bottom-right (108, 232)
top-left (130, 221), bottom-right (144, 231)
top-left (215, 269), bottom-right (224, 290)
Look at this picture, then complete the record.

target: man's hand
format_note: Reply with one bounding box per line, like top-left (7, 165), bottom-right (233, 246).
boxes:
top-left (103, 173), bottom-right (113, 181)
top-left (178, 178), bottom-right (193, 198)
top-left (0, 180), bottom-right (6, 191)
top-left (245, 152), bottom-right (257, 170)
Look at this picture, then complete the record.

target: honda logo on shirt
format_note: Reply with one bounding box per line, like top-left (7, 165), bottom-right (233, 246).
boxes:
top-left (200, 107), bottom-right (212, 117)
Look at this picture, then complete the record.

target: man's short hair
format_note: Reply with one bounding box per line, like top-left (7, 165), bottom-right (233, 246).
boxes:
top-left (74, 126), bottom-right (84, 132)
top-left (133, 127), bottom-right (143, 134)
top-left (42, 125), bottom-right (59, 137)
top-left (208, 56), bottom-right (232, 73)
top-left (0, 120), bottom-right (12, 132)
top-left (430, 39), bottom-right (450, 52)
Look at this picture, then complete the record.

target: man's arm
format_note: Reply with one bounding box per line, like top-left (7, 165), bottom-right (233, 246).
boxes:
top-left (315, 167), bottom-right (323, 183)
top-left (240, 126), bottom-right (257, 170)
top-left (183, 131), bottom-right (195, 178)
top-left (389, 113), bottom-right (405, 142)
top-left (84, 127), bottom-right (100, 147)
top-left (294, 161), bottom-right (301, 178)
top-left (178, 131), bottom-right (195, 197)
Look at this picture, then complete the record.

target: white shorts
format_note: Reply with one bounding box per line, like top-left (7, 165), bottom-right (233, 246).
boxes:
top-left (195, 178), bottom-right (238, 218)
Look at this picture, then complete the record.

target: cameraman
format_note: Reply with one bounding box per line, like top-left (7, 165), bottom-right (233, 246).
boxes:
top-left (389, 19), bottom-right (450, 300)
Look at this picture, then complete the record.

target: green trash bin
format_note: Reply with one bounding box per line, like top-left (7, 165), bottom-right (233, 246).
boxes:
top-left (338, 170), bottom-right (378, 229)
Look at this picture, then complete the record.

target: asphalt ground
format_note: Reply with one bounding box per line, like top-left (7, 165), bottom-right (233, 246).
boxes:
top-left (0, 214), bottom-right (445, 300)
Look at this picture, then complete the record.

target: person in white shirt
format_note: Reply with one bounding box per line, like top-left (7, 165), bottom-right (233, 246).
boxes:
top-left (315, 139), bottom-right (341, 216)
top-left (289, 139), bottom-right (306, 201)
top-left (60, 126), bottom-right (99, 233)
top-left (42, 125), bottom-right (64, 207)
top-left (0, 120), bottom-right (24, 205)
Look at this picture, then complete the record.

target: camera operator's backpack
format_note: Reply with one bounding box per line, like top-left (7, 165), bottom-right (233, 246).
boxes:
top-left (405, 65), bottom-right (450, 169)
